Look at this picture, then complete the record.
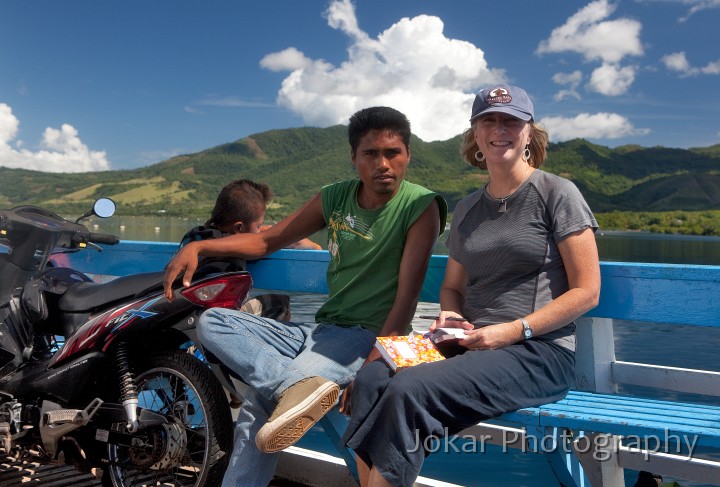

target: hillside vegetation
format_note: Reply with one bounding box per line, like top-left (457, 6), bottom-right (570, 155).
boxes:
top-left (1, 127), bottom-right (719, 234)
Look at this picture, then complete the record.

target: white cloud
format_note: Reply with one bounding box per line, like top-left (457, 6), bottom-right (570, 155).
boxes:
top-left (662, 51), bottom-right (720, 76)
top-left (0, 103), bottom-right (110, 173)
top-left (587, 63), bottom-right (637, 95)
top-left (0, 104), bottom-right (19, 143)
top-left (324, 0), bottom-right (367, 41)
top-left (259, 0), bottom-right (505, 141)
top-left (194, 96), bottom-right (275, 108)
top-left (538, 0), bottom-right (642, 99)
top-left (260, 47), bottom-right (313, 72)
top-left (540, 112), bottom-right (650, 142)
top-left (638, 0), bottom-right (720, 22)
top-left (185, 96), bottom-right (275, 114)
top-left (536, 0), bottom-right (643, 64)
top-left (702, 60), bottom-right (720, 74)
top-left (677, 0), bottom-right (720, 22)
top-left (662, 51), bottom-right (693, 72)
top-left (552, 71), bottom-right (583, 101)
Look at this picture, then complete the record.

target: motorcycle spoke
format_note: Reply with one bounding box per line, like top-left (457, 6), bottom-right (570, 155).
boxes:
top-left (105, 358), bottom-right (219, 486)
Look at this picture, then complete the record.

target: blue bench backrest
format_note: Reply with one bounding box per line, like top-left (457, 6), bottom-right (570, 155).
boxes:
top-left (64, 242), bottom-right (720, 329)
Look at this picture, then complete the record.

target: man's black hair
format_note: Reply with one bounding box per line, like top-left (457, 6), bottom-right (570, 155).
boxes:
top-left (348, 106), bottom-right (411, 155)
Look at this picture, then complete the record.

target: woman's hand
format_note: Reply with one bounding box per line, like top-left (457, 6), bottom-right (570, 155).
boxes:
top-left (429, 311), bottom-right (474, 331)
top-left (458, 320), bottom-right (522, 350)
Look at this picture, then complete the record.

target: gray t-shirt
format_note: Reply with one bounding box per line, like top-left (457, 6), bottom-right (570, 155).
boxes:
top-left (447, 169), bottom-right (597, 351)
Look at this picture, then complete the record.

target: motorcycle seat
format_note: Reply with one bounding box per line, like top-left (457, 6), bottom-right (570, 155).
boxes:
top-left (59, 271), bottom-right (166, 312)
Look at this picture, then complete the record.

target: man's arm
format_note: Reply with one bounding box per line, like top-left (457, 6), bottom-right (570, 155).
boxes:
top-left (377, 199), bottom-right (441, 338)
top-left (286, 239), bottom-right (322, 250)
top-left (340, 199), bottom-right (441, 414)
top-left (163, 193), bottom-right (326, 299)
top-left (260, 225), bottom-right (322, 250)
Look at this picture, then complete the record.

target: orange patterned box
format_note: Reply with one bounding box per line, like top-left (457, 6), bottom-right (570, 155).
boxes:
top-left (375, 335), bottom-right (446, 371)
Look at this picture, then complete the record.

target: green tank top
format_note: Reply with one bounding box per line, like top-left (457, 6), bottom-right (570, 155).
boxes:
top-left (316, 179), bottom-right (447, 334)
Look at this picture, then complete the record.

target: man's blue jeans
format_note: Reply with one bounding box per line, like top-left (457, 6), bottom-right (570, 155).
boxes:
top-left (197, 308), bottom-right (376, 487)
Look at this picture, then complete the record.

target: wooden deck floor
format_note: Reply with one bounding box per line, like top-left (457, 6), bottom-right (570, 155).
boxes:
top-left (0, 454), bottom-right (102, 486)
top-left (0, 453), bottom-right (308, 486)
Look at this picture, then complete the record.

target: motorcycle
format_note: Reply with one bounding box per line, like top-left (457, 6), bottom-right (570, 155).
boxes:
top-left (0, 199), bottom-right (253, 486)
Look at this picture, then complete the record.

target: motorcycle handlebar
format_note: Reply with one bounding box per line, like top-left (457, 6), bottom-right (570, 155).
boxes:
top-left (88, 232), bottom-right (120, 245)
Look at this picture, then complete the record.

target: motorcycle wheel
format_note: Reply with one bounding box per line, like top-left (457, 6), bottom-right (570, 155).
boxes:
top-left (102, 350), bottom-right (233, 487)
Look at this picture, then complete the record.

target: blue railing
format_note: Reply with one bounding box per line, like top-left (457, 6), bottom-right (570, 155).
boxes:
top-left (61, 241), bottom-right (720, 487)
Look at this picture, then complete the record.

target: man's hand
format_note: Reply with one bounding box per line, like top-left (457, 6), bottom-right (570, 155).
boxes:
top-left (163, 243), bottom-right (201, 300)
top-left (363, 346), bottom-right (381, 365)
top-left (339, 380), bottom-right (354, 416)
top-left (339, 347), bottom-right (382, 416)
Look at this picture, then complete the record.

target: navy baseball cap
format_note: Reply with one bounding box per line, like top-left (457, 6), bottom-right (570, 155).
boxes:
top-left (470, 84), bottom-right (534, 122)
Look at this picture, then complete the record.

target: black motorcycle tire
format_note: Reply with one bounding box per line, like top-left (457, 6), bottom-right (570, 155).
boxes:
top-left (102, 350), bottom-right (233, 487)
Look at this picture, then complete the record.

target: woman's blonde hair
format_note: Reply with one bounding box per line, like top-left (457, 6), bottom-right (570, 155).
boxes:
top-left (460, 121), bottom-right (549, 170)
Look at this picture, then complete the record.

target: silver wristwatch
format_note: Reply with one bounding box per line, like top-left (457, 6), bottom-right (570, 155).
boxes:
top-left (520, 318), bottom-right (533, 340)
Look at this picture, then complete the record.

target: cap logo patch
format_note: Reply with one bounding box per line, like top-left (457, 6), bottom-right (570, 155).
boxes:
top-left (486, 87), bottom-right (512, 105)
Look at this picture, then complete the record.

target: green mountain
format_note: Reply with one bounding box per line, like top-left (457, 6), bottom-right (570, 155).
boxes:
top-left (1, 127), bottom-right (719, 221)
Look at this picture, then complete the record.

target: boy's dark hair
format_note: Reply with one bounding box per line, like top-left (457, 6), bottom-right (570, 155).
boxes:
top-left (348, 106), bottom-right (411, 155)
top-left (206, 179), bottom-right (273, 228)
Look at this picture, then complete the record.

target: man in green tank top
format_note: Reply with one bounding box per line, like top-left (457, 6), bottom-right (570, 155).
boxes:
top-left (163, 106), bottom-right (447, 486)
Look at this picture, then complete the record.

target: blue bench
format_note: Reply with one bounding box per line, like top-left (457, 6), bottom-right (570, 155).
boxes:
top-left (67, 243), bottom-right (720, 486)
top-left (453, 262), bottom-right (720, 487)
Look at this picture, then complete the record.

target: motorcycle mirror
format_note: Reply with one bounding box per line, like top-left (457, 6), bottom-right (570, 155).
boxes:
top-left (93, 198), bottom-right (116, 218)
top-left (75, 198), bottom-right (116, 223)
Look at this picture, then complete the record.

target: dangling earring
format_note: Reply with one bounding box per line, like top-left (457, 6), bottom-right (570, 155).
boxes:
top-left (474, 150), bottom-right (485, 162)
top-left (522, 145), bottom-right (531, 162)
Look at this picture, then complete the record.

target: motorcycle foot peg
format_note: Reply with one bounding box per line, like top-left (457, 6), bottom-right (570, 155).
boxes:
top-left (42, 398), bottom-right (103, 426)
top-left (43, 409), bottom-right (83, 426)
top-left (39, 399), bottom-right (103, 458)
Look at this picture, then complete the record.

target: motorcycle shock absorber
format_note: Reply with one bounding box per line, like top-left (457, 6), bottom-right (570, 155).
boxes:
top-left (116, 342), bottom-right (139, 433)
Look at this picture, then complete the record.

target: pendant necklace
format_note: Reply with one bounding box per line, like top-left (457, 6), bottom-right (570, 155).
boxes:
top-left (487, 165), bottom-right (532, 213)
top-left (498, 196), bottom-right (509, 213)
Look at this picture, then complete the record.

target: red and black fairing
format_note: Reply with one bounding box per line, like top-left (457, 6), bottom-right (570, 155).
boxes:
top-left (1, 270), bottom-right (253, 405)
top-left (51, 271), bottom-right (254, 368)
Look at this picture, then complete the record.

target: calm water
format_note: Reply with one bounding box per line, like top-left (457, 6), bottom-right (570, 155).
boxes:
top-left (90, 216), bottom-right (720, 266)
top-left (97, 216), bottom-right (720, 486)
top-left (595, 230), bottom-right (720, 266)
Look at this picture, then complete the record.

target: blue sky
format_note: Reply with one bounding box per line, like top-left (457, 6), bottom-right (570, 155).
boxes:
top-left (1, 0), bottom-right (718, 172)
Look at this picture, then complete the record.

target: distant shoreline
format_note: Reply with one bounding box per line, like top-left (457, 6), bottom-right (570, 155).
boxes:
top-left (596, 229), bottom-right (720, 241)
